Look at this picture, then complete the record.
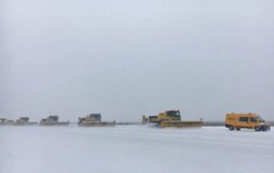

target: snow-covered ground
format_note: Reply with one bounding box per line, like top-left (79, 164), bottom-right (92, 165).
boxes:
top-left (0, 125), bottom-right (273, 173)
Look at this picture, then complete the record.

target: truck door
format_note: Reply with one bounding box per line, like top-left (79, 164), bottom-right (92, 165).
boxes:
top-left (249, 117), bottom-right (257, 128)
top-left (239, 117), bottom-right (249, 128)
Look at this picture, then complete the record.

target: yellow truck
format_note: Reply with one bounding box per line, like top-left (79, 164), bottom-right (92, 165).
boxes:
top-left (78, 113), bottom-right (115, 127)
top-left (40, 115), bottom-right (70, 126)
top-left (143, 110), bottom-right (202, 128)
top-left (225, 113), bottom-right (270, 131)
top-left (14, 117), bottom-right (37, 125)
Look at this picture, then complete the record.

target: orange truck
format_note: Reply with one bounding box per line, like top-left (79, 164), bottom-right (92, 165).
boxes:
top-left (225, 113), bottom-right (270, 131)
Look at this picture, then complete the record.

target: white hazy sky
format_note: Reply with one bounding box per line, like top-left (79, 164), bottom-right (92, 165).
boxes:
top-left (1, 0), bottom-right (274, 122)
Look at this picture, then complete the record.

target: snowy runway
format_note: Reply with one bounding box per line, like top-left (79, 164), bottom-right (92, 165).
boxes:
top-left (0, 126), bottom-right (273, 173)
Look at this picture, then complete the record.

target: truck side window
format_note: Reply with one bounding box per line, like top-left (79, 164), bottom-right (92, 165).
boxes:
top-left (239, 117), bottom-right (248, 122)
top-left (250, 117), bottom-right (256, 123)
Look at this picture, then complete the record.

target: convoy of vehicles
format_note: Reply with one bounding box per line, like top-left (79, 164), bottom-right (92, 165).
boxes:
top-left (0, 111), bottom-right (272, 132)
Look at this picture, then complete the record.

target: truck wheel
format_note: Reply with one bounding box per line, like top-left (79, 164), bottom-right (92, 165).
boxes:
top-left (255, 127), bottom-right (261, 131)
top-left (229, 126), bottom-right (234, 131)
top-left (236, 128), bottom-right (240, 131)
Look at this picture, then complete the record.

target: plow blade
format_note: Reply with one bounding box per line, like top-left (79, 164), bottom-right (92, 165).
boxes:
top-left (78, 121), bottom-right (115, 127)
top-left (160, 121), bottom-right (203, 128)
top-left (40, 121), bottom-right (70, 126)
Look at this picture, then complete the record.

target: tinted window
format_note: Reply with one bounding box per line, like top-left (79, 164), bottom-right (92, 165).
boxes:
top-left (166, 111), bottom-right (180, 117)
top-left (250, 117), bottom-right (257, 123)
top-left (239, 117), bottom-right (248, 122)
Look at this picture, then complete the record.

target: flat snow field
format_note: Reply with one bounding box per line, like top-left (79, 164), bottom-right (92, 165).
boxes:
top-left (0, 126), bottom-right (273, 173)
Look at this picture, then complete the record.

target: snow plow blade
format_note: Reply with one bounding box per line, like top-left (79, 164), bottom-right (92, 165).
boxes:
top-left (160, 121), bottom-right (203, 128)
top-left (78, 121), bottom-right (115, 127)
top-left (39, 121), bottom-right (70, 126)
top-left (14, 122), bottom-right (38, 126)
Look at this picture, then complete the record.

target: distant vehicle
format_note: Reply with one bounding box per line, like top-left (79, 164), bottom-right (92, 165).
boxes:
top-left (7, 120), bottom-right (15, 125)
top-left (0, 118), bottom-right (7, 125)
top-left (14, 117), bottom-right (37, 125)
top-left (78, 113), bottom-right (115, 127)
top-left (142, 110), bottom-right (202, 128)
top-left (225, 113), bottom-right (270, 131)
top-left (40, 115), bottom-right (70, 126)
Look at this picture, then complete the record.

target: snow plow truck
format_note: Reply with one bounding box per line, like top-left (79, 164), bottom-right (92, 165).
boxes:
top-left (142, 110), bottom-right (202, 128)
top-left (78, 113), bottom-right (115, 127)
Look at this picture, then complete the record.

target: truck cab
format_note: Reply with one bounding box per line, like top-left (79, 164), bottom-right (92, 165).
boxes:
top-left (158, 110), bottom-right (182, 121)
top-left (225, 113), bottom-right (270, 131)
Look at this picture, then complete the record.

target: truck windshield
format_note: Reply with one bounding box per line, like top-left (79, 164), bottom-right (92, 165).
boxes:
top-left (166, 111), bottom-right (180, 117)
top-left (255, 116), bottom-right (265, 123)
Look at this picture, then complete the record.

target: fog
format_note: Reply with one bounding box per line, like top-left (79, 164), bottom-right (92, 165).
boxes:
top-left (1, 0), bottom-right (274, 122)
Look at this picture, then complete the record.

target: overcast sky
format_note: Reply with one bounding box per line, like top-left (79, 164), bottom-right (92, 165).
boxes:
top-left (1, 0), bottom-right (274, 122)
